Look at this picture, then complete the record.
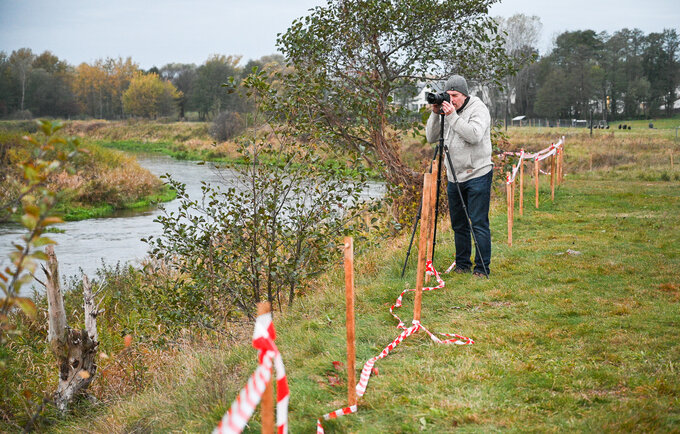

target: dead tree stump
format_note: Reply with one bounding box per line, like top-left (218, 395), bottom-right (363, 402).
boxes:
top-left (43, 245), bottom-right (100, 412)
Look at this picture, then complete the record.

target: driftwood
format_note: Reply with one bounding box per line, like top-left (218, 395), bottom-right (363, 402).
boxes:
top-left (42, 245), bottom-right (101, 412)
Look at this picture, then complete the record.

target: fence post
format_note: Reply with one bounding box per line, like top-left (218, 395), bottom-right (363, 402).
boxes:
top-left (343, 237), bottom-right (357, 407)
top-left (560, 136), bottom-right (566, 183)
top-left (519, 156), bottom-right (525, 216)
top-left (506, 172), bottom-right (513, 246)
top-left (671, 150), bottom-right (674, 171)
top-left (426, 159), bottom-right (439, 280)
top-left (257, 302), bottom-right (274, 434)
top-left (414, 173), bottom-right (433, 322)
top-left (534, 159), bottom-right (540, 209)
top-left (550, 153), bottom-right (556, 202)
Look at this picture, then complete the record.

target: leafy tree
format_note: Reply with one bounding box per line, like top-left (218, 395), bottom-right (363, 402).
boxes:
top-left (496, 14), bottom-right (541, 120)
top-left (122, 72), bottom-right (181, 118)
top-left (191, 55), bottom-right (243, 120)
top-left (144, 70), bottom-right (381, 325)
top-left (643, 29), bottom-right (680, 117)
top-left (276, 0), bottom-right (514, 196)
top-left (534, 30), bottom-right (604, 118)
top-left (26, 51), bottom-right (79, 117)
top-left (9, 48), bottom-right (36, 112)
top-left (160, 63), bottom-right (198, 120)
top-left (72, 57), bottom-right (138, 119)
top-left (0, 52), bottom-right (14, 116)
top-left (534, 68), bottom-right (571, 119)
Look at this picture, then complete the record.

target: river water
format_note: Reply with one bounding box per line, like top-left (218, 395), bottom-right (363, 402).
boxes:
top-left (0, 155), bottom-right (385, 295)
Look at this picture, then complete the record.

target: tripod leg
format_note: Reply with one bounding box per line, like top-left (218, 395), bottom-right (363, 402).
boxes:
top-left (401, 145), bottom-right (440, 278)
top-left (400, 200), bottom-right (422, 278)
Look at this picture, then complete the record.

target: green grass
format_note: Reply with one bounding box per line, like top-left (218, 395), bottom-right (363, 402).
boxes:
top-left (53, 185), bottom-right (176, 221)
top-left (608, 114), bottom-right (680, 130)
top-left (49, 169), bottom-right (680, 433)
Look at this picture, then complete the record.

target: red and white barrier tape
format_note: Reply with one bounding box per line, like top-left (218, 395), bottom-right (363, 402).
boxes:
top-left (506, 137), bottom-right (564, 184)
top-left (389, 261), bottom-right (445, 329)
top-left (214, 312), bottom-right (289, 434)
top-left (316, 261), bottom-right (472, 432)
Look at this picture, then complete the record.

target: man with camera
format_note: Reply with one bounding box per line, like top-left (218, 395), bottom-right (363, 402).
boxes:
top-left (426, 75), bottom-right (493, 277)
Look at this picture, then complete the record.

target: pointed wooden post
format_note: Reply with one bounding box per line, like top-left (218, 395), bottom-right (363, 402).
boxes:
top-left (426, 159), bottom-right (439, 281)
top-left (519, 156), bottom-right (525, 216)
top-left (506, 173), bottom-right (513, 246)
top-left (534, 158), bottom-right (540, 209)
top-left (671, 150), bottom-right (674, 171)
top-left (343, 237), bottom-right (357, 407)
top-left (414, 173), bottom-right (434, 322)
top-left (550, 153), bottom-right (556, 202)
top-left (511, 174), bottom-right (516, 211)
top-left (257, 302), bottom-right (274, 434)
top-left (555, 149), bottom-right (562, 186)
top-left (560, 136), bottom-right (566, 183)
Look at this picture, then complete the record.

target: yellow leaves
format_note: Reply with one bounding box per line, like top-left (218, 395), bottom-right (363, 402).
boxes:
top-left (122, 72), bottom-right (181, 118)
top-left (0, 296), bottom-right (37, 319)
top-left (78, 370), bottom-right (91, 379)
top-left (42, 216), bottom-right (64, 226)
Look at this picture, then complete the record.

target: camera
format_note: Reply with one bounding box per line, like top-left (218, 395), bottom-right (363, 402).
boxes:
top-left (425, 91), bottom-right (450, 105)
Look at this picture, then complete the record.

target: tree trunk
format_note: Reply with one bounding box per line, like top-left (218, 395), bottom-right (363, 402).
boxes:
top-left (43, 246), bottom-right (99, 413)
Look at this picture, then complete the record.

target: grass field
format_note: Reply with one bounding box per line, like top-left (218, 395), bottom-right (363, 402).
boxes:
top-left (48, 129), bottom-right (680, 432)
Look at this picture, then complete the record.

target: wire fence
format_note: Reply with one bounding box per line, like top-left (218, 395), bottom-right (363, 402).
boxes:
top-left (496, 118), bottom-right (610, 128)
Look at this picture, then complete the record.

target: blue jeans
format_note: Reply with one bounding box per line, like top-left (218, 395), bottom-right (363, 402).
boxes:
top-left (446, 170), bottom-right (492, 274)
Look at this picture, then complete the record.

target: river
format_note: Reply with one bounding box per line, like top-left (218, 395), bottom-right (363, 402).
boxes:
top-left (0, 155), bottom-right (385, 295)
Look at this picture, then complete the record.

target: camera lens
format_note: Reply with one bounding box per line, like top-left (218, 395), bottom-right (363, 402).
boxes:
top-left (425, 92), bottom-right (450, 105)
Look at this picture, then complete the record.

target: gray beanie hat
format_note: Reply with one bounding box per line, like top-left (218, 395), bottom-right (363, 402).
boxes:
top-left (445, 75), bottom-right (469, 96)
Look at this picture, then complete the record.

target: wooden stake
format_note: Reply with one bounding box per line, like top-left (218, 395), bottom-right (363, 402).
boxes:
top-left (671, 150), bottom-right (674, 170)
top-left (534, 159), bottom-right (540, 209)
top-left (560, 138), bottom-right (566, 183)
top-left (506, 173), bottom-right (513, 246)
top-left (257, 302), bottom-right (274, 434)
top-left (550, 154), bottom-right (556, 202)
top-left (426, 158), bottom-right (439, 276)
top-left (519, 158), bottom-right (525, 216)
top-left (511, 174), bottom-right (516, 211)
top-left (343, 237), bottom-right (357, 406)
top-left (414, 173), bottom-right (433, 322)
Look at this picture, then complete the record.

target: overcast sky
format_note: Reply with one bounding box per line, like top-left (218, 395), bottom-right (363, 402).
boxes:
top-left (1, 0), bottom-right (678, 69)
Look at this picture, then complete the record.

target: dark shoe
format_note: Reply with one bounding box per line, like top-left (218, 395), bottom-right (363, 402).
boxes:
top-left (473, 271), bottom-right (488, 278)
top-left (453, 267), bottom-right (471, 274)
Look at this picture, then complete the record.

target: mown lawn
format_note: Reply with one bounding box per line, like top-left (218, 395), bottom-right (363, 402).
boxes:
top-left (51, 168), bottom-right (680, 433)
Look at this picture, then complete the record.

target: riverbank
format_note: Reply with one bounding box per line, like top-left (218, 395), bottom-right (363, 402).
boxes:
top-left (32, 168), bottom-right (679, 433)
top-left (0, 124), bottom-right (176, 223)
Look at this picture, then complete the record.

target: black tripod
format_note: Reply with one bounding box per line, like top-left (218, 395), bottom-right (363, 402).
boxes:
top-left (400, 112), bottom-right (489, 279)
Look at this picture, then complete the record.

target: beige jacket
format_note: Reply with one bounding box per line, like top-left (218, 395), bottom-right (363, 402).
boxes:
top-left (426, 96), bottom-right (493, 183)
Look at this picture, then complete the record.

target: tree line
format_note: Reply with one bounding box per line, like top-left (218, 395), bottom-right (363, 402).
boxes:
top-left (1, 26), bottom-right (678, 123)
top-left (493, 18), bottom-right (679, 121)
top-left (0, 50), bottom-right (283, 121)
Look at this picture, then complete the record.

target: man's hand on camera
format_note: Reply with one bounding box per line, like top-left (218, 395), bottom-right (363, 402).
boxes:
top-left (430, 104), bottom-right (441, 114)
top-left (441, 100), bottom-right (456, 116)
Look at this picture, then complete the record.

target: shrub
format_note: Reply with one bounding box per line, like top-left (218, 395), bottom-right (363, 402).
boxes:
top-left (143, 137), bottom-right (382, 328)
top-left (8, 110), bottom-right (33, 120)
top-left (209, 111), bottom-right (245, 142)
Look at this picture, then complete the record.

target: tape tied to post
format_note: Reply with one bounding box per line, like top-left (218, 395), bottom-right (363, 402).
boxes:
top-left (214, 312), bottom-right (289, 434)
